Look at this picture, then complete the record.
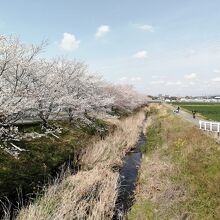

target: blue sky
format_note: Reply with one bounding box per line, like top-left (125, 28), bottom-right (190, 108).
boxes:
top-left (1, 0), bottom-right (220, 95)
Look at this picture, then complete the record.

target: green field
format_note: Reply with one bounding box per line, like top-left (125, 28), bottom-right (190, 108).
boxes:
top-left (172, 102), bottom-right (220, 121)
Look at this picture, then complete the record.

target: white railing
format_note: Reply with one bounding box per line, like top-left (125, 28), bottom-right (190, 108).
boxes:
top-left (199, 120), bottom-right (220, 133)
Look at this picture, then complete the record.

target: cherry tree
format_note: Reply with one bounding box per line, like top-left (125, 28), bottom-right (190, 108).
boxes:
top-left (0, 34), bottom-right (148, 146)
top-left (56, 59), bottom-right (113, 123)
top-left (0, 35), bottom-right (46, 141)
top-left (105, 84), bottom-right (147, 113)
top-left (28, 59), bottom-right (64, 129)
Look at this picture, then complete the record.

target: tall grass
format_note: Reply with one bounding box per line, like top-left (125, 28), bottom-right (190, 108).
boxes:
top-left (14, 108), bottom-right (147, 220)
top-left (17, 168), bottom-right (118, 220)
top-left (82, 110), bottom-right (146, 169)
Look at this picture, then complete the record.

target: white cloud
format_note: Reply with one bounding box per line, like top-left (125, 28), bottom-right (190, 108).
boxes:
top-left (166, 81), bottom-right (182, 86)
top-left (150, 80), bottom-right (186, 86)
top-left (95, 25), bottom-right (110, 38)
top-left (212, 77), bottom-right (220, 82)
top-left (189, 81), bottom-right (196, 85)
top-left (138, 24), bottom-right (155, 32)
top-left (151, 75), bottom-right (159, 79)
top-left (150, 80), bottom-right (165, 85)
top-left (184, 73), bottom-right (197, 80)
top-left (184, 49), bottom-right (197, 58)
top-left (131, 77), bottom-right (142, 81)
top-left (119, 77), bottom-right (128, 81)
top-left (213, 69), bottom-right (220, 73)
top-left (59, 32), bottom-right (80, 51)
top-left (118, 76), bottom-right (142, 83)
top-left (133, 50), bottom-right (148, 59)
top-left (188, 49), bottom-right (196, 54)
top-left (186, 49), bottom-right (196, 56)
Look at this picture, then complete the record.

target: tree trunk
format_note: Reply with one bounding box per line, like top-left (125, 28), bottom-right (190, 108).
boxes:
top-left (68, 108), bottom-right (73, 123)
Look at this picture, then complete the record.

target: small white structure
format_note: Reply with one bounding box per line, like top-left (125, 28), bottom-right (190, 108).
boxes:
top-left (214, 96), bottom-right (220, 102)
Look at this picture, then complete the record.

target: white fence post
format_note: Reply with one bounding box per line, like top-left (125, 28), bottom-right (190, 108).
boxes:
top-left (199, 120), bottom-right (202, 129)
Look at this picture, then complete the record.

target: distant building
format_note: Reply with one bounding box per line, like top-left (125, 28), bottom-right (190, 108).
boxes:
top-left (165, 99), bottom-right (171, 103)
top-left (214, 96), bottom-right (220, 102)
top-left (170, 96), bottom-right (177, 101)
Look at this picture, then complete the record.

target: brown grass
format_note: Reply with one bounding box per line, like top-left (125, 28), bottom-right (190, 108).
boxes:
top-left (17, 168), bottom-right (118, 220)
top-left (15, 108), bottom-right (147, 220)
top-left (82, 110), bottom-right (146, 169)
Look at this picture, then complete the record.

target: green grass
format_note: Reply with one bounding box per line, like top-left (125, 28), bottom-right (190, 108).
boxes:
top-left (141, 120), bottom-right (162, 154)
top-left (128, 200), bottom-right (155, 220)
top-left (161, 116), bottom-right (220, 219)
top-left (172, 102), bottom-right (220, 121)
top-left (129, 106), bottom-right (220, 219)
top-left (160, 114), bottom-right (220, 219)
top-left (128, 110), bottom-right (163, 220)
top-left (0, 119), bottom-right (111, 211)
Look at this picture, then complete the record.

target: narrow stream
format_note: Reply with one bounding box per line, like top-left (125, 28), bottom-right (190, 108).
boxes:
top-left (113, 132), bottom-right (146, 219)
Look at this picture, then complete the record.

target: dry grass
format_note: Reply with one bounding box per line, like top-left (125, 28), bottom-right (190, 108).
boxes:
top-left (17, 168), bottom-right (118, 220)
top-left (130, 152), bottom-right (187, 220)
top-left (15, 108), bottom-right (147, 220)
top-left (129, 104), bottom-right (220, 220)
top-left (82, 110), bottom-right (146, 169)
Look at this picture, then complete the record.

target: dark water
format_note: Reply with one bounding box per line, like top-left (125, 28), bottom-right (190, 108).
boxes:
top-left (113, 132), bottom-right (146, 219)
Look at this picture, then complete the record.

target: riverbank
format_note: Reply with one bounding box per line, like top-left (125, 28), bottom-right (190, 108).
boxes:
top-left (13, 108), bottom-right (148, 220)
top-left (0, 118), bottom-right (113, 219)
top-left (129, 104), bottom-right (220, 219)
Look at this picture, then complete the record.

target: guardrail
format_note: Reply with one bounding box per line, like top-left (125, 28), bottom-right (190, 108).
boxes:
top-left (199, 120), bottom-right (220, 133)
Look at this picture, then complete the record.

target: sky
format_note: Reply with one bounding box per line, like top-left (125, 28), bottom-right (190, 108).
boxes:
top-left (0, 0), bottom-right (220, 96)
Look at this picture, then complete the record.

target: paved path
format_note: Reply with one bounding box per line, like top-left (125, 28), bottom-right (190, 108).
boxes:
top-left (164, 103), bottom-right (220, 143)
top-left (164, 103), bottom-right (200, 126)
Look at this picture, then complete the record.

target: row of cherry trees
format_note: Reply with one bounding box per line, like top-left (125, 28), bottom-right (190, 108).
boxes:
top-left (0, 35), bottom-right (147, 140)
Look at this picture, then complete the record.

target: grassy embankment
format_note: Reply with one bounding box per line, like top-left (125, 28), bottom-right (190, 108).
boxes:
top-left (14, 108), bottom-right (147, 220)
top-left (0, 118), bottom-right (111, 217)
top-left (172, 102), bottom-right (220, 121)
top-left (129, 104), bottom-right (220, 220)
